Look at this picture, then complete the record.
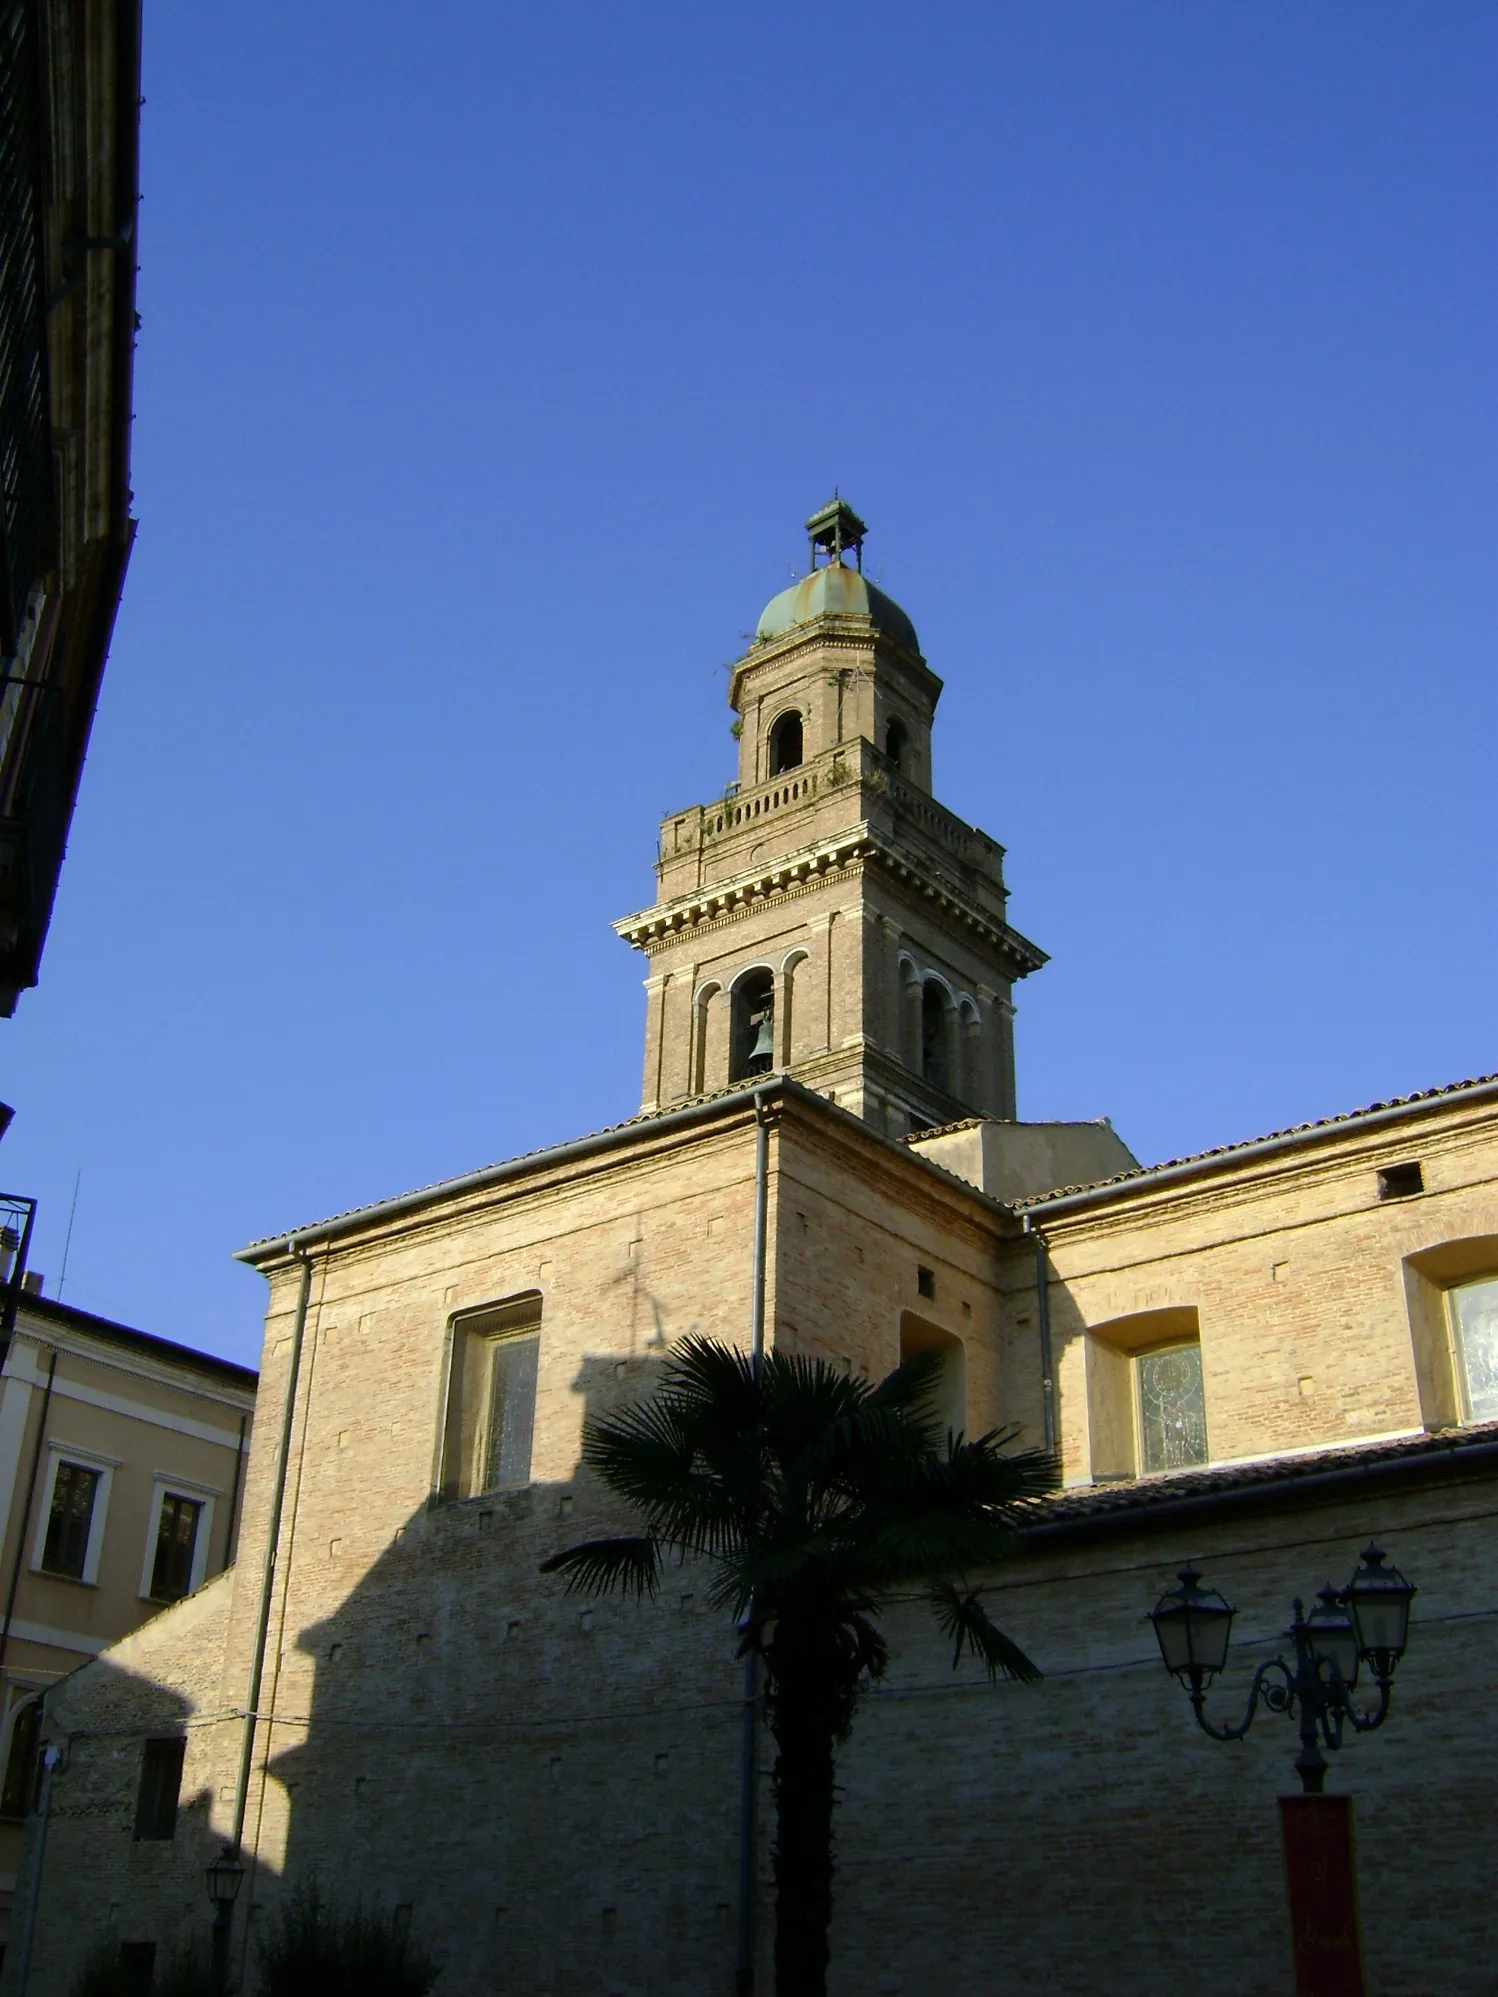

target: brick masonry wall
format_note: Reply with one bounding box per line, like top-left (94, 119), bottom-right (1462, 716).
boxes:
top-left (14, 1089), bottom-right (1498, 1994)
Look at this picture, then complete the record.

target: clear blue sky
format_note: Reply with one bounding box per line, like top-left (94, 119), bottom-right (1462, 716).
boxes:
top-left (5, 3), bottom-right (1496, 1365)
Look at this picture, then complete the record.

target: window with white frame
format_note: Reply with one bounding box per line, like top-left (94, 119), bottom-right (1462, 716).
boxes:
top-left (34, 1445), bottom-right (116, 1584)
top-left (140, 1477), bottom-right (217, 1604)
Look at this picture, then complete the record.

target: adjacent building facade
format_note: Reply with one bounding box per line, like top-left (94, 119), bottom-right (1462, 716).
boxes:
top-left (0, 1291), bottom-right (255, 1965)
top-left (0, 0), bottom-right (142, 1014)
top-left (12, 509), bottom-right (1498, 1994)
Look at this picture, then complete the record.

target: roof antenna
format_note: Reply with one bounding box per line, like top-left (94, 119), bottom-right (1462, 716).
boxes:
top-left (56, 1167), bottom-right (81, 1299)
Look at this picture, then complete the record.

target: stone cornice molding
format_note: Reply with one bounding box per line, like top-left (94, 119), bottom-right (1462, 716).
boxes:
top-left (615, 826), bottom-right (1047, 976)
top-left (728, 616), bottom-right (942, 711)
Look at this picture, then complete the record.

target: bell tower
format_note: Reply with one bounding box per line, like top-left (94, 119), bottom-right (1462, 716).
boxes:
top-left (615, 500), bottom-right (1047, 1137)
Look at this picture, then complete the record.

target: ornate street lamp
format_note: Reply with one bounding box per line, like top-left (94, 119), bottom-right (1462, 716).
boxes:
top-left (1149, 1543), bottom-right (1416, 1794)
top-left (205, 1844), bottom-right (245, 1995)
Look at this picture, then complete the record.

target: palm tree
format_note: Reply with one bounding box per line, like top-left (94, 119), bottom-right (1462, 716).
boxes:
top-left (541, 1335), bottom-right (1056, 1997)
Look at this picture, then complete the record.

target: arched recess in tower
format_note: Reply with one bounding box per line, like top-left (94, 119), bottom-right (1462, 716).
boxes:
top-left (885, 717), bottom-right (907, 772)
top-left (767, 709), bottom-right (803, 776)
top-left (730, 969), bottom-right (775, 1082)
top-left (921, 978), bottom-right (956, 1097)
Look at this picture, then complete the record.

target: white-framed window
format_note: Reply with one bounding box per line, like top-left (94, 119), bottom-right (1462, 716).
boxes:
top-left (1448, 1274), bottom-right (1498, 1424)
top-left (33, 1444), bottom-right (118, 1585)
top-left (139, 1475), bottom-right (218, 1604)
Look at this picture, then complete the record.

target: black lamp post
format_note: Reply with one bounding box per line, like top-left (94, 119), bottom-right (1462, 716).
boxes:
top-left (205, 1844), bottom-right (245, 1995)
top-left (1149, 1544), bottom-right (1416, 1794)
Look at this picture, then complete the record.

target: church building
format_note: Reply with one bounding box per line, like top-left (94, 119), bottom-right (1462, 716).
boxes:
top-left (10, 507), bottom-right (1498, 1996)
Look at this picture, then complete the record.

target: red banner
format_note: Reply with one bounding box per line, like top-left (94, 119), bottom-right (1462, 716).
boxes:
top-left (1279, 1795), bottom-right (1367, 1997)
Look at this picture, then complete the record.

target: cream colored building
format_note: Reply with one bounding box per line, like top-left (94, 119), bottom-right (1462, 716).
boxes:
top-left (0, 1291), bottom-right (255, 1966)
top-left (12, 506), bottom-right (1498, 1995)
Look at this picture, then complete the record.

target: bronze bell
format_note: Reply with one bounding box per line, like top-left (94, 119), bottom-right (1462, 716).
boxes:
top-left (747, 1009), bottom-right (775, 1069)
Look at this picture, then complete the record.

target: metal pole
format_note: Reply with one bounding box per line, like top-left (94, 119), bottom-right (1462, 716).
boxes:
top-left (1026, 1220), bottom-right (1056, 1455)
top-left (219, 1411), bottom-right (247, 1576)
top-left (735, 1092), bottom-right (772, 1997)
top-left (231, 1245), bottom-right (315, 1852)
top-left (11, 1740), bottom-right (59, 1996)
top-left (209, 1900), bottom-right (233, 1996)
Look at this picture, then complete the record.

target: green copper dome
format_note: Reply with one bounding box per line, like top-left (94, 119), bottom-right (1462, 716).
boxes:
top-left (755, 562), bottom-right (920, 654)
top-left (755, 498), bottom-right (921, 655)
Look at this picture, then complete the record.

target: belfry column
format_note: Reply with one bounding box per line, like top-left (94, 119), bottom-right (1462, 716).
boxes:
top-left (641, 973), bottom-right (669, 1111)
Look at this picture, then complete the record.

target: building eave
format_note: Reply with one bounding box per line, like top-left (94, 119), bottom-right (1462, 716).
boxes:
top-left (235, 1073), bottom-right (1017, 1271)
top-left (615, 827), bottom-right (1046, 976)
top-left (1015, 1072), bottom-right (1498, 1222)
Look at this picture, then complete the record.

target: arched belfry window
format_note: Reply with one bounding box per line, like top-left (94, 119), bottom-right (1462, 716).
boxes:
top-left (885, 718), bottom-right (907, 771)
top-left (730, 969), bottom-right (775, 1081)
top-left (921, 979), bottom-right (952, 1095)
top-left (768, 710), bottom-right (803, 776)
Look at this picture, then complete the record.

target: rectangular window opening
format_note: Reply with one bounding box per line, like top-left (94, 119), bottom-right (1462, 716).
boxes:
top-left (916, 1266), bottom-right (936, 1300)
top-left (42, 1461), bottom-right (100, 1579)
top-left (1377, 1161), bottom-right (1424, 1201)
top-left (134, 1737), bottom-right (186, 1841)
top-left (150, 1494), bottom-right (204, 1603)
top-left (0, 1697), bottom-right (41, 1820)
top-left (1135, 1342), bottom-right (1208, 1475)
top-left (118, 1941), bottom-right (157, 1994)
top-left (1449, 1274), bottom-right (1498, 1425)
top-left (441, 1293), bottom-right (542, 1500)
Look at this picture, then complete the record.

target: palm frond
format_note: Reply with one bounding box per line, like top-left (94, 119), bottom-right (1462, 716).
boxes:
top-left (927, 1580), bottom-right (1042, 1684)
top-left (539, 1536), bottom-right (662, 1600)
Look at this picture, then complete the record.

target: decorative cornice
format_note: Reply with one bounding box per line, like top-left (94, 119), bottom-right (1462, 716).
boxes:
top-left (614, 826), bottom-right (1047, 976)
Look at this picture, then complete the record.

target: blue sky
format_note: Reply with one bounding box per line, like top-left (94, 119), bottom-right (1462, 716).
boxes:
top-left (5, 3), bottom-right (1496, 1364)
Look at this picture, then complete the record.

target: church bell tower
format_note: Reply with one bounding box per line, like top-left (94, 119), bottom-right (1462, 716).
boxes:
top-left (615, 500), bottom-right (1047, 1137)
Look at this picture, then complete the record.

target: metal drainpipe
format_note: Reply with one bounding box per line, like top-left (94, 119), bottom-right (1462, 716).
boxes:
top-left (1023, 1217), bottom-right (1057, 1457)
top-left (230, 1242), bottom-right (315, 1854)
top-left (735, 1089), bottom-right (772, 1997)
top-left (0, 1349), bottom-right (58, 1683)
top-left (219, 1411), bottom-right (248, 1576)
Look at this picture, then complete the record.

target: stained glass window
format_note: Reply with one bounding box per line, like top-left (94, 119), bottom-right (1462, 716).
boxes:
top-left (1137, 1343), bottom-right (1208, 1474)
top-left (1451, 1276), bottom-right (1498, 1423)
top-left (484, 1335), bottom-right (539, 1491)
top-left (440, 1293), bottom-right (543, 1500)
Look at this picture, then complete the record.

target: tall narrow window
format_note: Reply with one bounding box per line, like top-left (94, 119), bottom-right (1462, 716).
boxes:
top-left (767, 710), bottom-right (803, 775)
top-left (0, 1697), bottom-right (41, 1819)
top-left (133, 1737), bottom-right (186, 1840)
top-left (885, 717), bottom-right (907, 771)
top-left (1449, 1275), bottom-right (1498, 1422)
top-left (150, 1494), bottom-right (204, 1603)
top-left (730, 970), bottom-right (775, 1081)
top-left (42, 1462), bottom-right (99, 1579)
top-left (1136, 1343), bottom-right (1208, 1473)
top-left (921, 980), bottom-right (951, 1095)
top-left (441, 1294), bottom-right (543, 1500)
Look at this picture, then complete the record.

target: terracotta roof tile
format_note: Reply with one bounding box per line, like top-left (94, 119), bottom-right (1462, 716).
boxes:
top-left (1012, 1070), bottom-right (1498, 1211)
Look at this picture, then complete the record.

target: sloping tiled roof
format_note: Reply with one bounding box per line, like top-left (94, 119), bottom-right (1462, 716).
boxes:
top-left (1020, 1418), bottom-right (1498, 1538)
top-left (1012, 1070), bottom-right (1498, 1212)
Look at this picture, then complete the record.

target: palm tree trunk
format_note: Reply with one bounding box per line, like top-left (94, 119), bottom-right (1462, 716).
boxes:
top-left (767, 1644), bottom-right (839, 1997)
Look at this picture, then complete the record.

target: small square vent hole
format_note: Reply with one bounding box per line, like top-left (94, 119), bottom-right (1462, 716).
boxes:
top-left (1377, 1161), bottom-right (1424, 1201)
